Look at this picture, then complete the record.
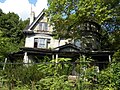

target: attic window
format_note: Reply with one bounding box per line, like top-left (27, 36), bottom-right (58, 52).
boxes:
top-left (39, 22), bottom-right (48, 31)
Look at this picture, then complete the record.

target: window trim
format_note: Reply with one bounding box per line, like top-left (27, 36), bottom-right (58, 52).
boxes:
top-left (39, 22), bottom-right (48, 31)
top-left (34, 38), bottom-right (50, 49)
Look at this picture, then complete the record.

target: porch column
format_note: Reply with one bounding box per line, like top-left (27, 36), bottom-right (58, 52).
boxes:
top-left (23, 52), bottom-right (29, 64)
top-left (52, 54), bottom-right (55, 60)
top-left (3, 58), bottom-right (7, 70)
top-left (109, 55), bottom-right (112, 63)
top-left (55, 54), bottom-right (58, 63)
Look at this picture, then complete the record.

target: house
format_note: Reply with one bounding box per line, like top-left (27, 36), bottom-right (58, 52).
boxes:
top-left (9, 9), bottom-right (114, 70)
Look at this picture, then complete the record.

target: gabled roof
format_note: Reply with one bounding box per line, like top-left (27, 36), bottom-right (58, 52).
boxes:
top-left (23, 9), bottom-right (45, 33)
top-left (54, 43), bottom-right (81, 52)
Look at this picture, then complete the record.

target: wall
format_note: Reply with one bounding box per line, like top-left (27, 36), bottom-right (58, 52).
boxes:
top-left (25, 15), bottom-right (69, 49)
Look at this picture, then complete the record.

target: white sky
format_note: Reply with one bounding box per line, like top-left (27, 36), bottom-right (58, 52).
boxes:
top-left (0, 0), bottom-right (47, 20)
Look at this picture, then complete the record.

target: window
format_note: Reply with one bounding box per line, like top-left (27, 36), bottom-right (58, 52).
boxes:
top-left (39, 22), bottom-right (48, 31)
top-left (34, 39), bottom-right (38, 48)
top-left (34, 38), bottom-right (50, 48)
top-left (74, 39), bottom-right (81, 47)
top-left (38, 38), bottom-right (46, 48)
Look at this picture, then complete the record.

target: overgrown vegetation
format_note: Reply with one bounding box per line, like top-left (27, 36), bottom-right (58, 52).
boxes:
top-left (47, 0), bottom-right (120, 50)
top-left (0, 0), bottom-right (120, 89)
top-left (0, 54), bottom-right (120, 90)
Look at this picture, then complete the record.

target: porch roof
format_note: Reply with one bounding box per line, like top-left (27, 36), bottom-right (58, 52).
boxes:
top-left (9, 43), bottom-right (114, 58)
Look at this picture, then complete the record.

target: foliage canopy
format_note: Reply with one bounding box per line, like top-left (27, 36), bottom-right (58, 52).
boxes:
top-left (0, 9), bottom-right (29, 61)
top-left (47, 0), bottom-right (120, 50)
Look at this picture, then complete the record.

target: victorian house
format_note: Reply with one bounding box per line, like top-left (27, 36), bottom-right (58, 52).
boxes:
top-left (10, 9), bottom-right (114, 70)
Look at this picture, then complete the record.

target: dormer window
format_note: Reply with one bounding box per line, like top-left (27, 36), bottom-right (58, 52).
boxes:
top-left (39, 22), bottom-right (48, 31)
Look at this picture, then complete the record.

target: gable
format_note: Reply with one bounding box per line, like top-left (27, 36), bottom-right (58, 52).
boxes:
top-left (23, 9), bottom-right (49, 33)
top-left (25, 10), bottom-right (53, 34)
top-left (29, 9), bottom-right (45, 30)
top-left (54, 44), bottom-right (80, 52)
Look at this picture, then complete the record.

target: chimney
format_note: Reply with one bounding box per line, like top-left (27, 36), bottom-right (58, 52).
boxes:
top-left (30, 11), bottom-right (35, 25)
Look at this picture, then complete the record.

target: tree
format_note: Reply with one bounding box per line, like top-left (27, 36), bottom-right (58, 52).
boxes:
top-left (0, 37), bottom-right (19, 62)
top-left (47, 0), bottom-right (120, 50)
top-left (0, 12), bottom-right (29, 43)
top-left (97, 50), bottom-right (120, 89)
top-left (47, 0), bottom-right (114, 38)
top-left (0, 9), bottom-right (29, 61)
top-left (101, 0), bottom-right (120, 50)
top-left (0, 9), bottom-right (4, 16)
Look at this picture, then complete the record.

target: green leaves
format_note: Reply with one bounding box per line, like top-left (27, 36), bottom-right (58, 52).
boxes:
top-left (38, 75), bottom-right (72, 90)
top-left (97, 53), bottom-right (120, 89)
top-left (1, 56), bottom-right (120, 89)
top-left (0, 10), bottom-right (29, 61)
top-left (0, 37), bottom-right (19, 61)
top-left (112, 50), bottom-right (120, 62)
top-left (47, 0), bottom-right (114, 39)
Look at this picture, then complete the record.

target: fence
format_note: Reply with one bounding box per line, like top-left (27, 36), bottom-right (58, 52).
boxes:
top-left (0, 61), bottom-right (114, 90)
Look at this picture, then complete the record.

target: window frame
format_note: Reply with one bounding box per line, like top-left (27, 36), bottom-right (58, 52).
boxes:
top-left (34, 38), bottom-right (50, 49)
top-left (39, 22), bottom-right (48, 31)
top-left (74, 39), bottom-right (81, 47)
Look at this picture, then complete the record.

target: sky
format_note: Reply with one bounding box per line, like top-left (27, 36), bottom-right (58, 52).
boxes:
top-left (0, 0), bottom-right (47, 20)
